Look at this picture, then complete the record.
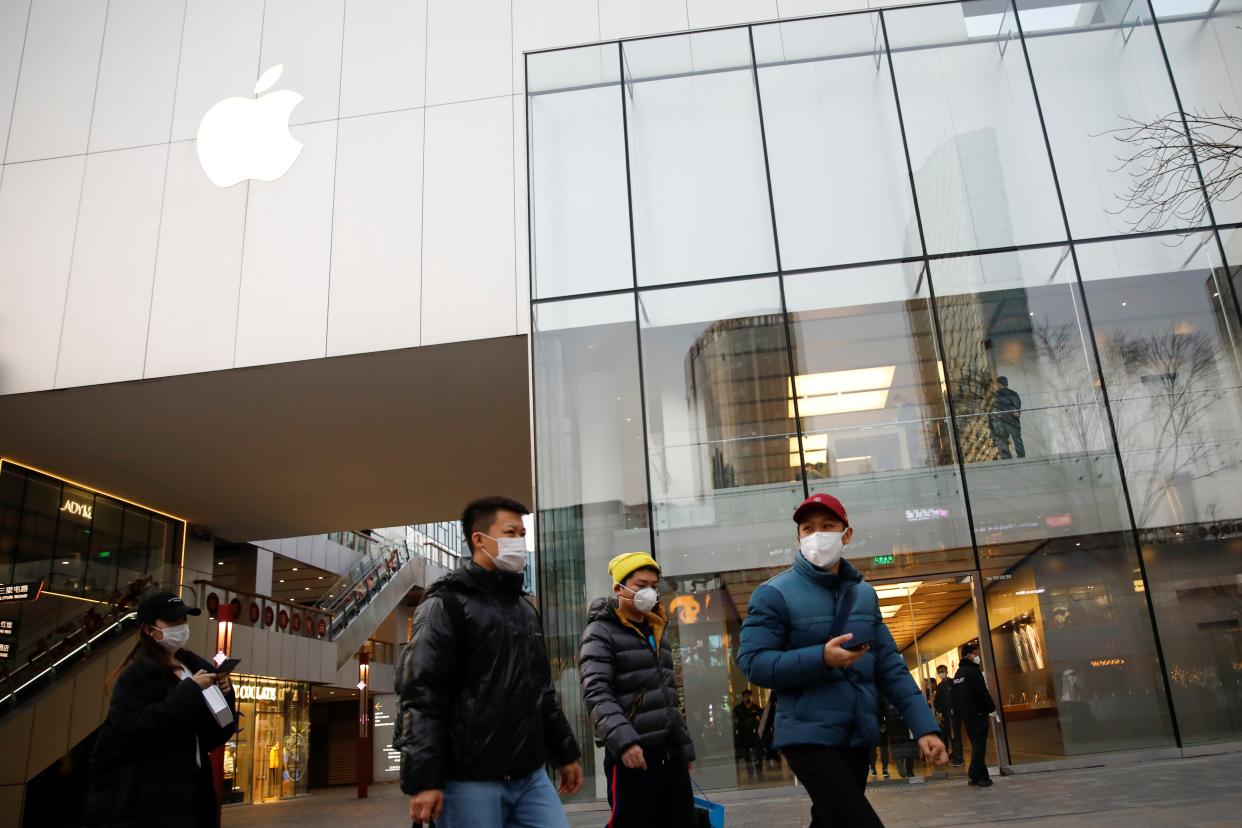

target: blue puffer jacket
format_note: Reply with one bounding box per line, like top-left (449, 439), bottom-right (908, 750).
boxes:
top-left (738, 555), bottom-right (939, 750)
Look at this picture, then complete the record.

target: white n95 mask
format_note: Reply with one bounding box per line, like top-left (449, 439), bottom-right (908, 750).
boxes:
top-left (800, 531), bottom-right (845, 570)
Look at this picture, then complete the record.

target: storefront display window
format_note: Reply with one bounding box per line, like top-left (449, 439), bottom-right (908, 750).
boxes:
top-left (223, 676), bottom-right (310, 805)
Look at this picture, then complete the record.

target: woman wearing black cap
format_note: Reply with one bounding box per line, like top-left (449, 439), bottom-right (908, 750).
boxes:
top-left (87, 591), bottom-right (237, 828)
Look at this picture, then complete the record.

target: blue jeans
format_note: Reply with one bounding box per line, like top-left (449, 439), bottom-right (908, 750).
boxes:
top-left (438, 769), bottom-right (569, 828)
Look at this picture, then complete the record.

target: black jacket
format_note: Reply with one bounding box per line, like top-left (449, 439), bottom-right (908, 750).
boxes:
top-left (87, 649), bottom-right (236, 828)
top-left (579, 597), bottom-right (695, 761)
top-left (951, 658), bottom-right (996, 721)
top-left (933, 677), bottom-right (954, 719)
top-left (395, 562), bottom-right (580, 793)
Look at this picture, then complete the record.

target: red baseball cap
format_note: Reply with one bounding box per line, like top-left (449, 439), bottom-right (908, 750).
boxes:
top-left (793, 493), bottom-right (848, 526)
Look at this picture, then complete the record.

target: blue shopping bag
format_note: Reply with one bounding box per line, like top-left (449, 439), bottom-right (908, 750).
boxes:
top-left (692, 778), bottom-right (725, 828)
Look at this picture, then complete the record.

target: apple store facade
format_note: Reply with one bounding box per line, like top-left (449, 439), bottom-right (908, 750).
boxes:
top-left (528, 0), bottom-right (1242, 794)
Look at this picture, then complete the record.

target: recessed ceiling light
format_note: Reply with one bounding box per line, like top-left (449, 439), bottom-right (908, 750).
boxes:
top-left (279, 579), bottom-right (285, 583)
top-left (304, 587), bottom-right (310, 590)
top-left (318, 576), bottom-right (323, 580)
top-left (217, 561), bottom-right (224, 566)
top-left (60, 560), bottom-right (70, 565)
top-left (292, 567), bottom-right (299, 571)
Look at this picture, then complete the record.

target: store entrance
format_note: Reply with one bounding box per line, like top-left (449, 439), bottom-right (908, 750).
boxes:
top-left (868, 572), bottom-right (1002, 784)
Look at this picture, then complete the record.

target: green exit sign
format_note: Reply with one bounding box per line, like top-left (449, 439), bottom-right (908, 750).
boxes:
top-left (873, 554), bottom-right (895, 566)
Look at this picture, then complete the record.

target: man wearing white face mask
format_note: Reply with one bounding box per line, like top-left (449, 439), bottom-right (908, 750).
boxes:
top-left (396, 496), bottom-right (582, 828)
top-left (739, 493), bottom-right (948, 827)
top-left (579, 552), bottom-right (696, 827)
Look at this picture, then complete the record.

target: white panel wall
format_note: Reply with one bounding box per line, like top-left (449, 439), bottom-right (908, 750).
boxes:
top-left (340, 0), bottom-right (428, 117)
top-left (261, 0), bottom-right (346, 127)
top-left (234, 121), bottom-right (337, 367)
top-left (328, 109), bottom-right (424, 357)
top-left (0, 0), bottom-right (33, 164)
top-left (88, 0), bottom-right (184, 154)
top-left (145, 142), bottom-right (248, 378)
top-left (421, 96), bottom-right (516, 345)
top-left (0, 157), bottom-right (85, 394)
top-left (425, 0), bottom-right (511, 106)
top-left (0, 0), bottom-right (898, 395)
top-left (170, 0), bottom-right (264, 142)
top-left (56, 145), bottom-right (167, 388)
top-left (4, 0), bottom-right (107, 163)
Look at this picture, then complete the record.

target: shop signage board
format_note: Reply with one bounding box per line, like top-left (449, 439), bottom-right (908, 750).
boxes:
top-left (0, 580), bottom-right (43, 604)
top-left (0, 618), bottom-right (17, 637)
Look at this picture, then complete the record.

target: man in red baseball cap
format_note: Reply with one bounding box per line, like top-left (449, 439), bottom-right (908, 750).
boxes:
top-left (738, 493), bottom-right (947, 827)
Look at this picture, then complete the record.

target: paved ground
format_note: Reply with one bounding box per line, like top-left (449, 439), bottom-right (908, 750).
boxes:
top-left (224, 752), bottom-right (1240, 827)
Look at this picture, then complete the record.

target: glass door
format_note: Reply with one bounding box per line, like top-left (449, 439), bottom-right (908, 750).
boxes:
top-left (869, 572), bottom-right (1004, 783)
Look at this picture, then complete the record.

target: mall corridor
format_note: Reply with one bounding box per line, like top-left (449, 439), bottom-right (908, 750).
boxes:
top-left (223, 753), bottom-right (1240, 828)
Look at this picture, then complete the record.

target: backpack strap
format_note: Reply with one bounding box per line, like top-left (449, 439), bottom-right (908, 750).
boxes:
top-left (828, 582), bottom-right (856, 640)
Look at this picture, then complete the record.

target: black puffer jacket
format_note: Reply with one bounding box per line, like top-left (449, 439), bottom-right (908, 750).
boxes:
top-left (87, 648), bottom-right (236, 828)
top-left (579, 597), bottom-right (695, 760)
top-left (395, 562), bottom-right (580, 793)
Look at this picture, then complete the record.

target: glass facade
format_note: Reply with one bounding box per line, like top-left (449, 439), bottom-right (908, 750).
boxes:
top-left (528, 0), bottom-right (1242, 796)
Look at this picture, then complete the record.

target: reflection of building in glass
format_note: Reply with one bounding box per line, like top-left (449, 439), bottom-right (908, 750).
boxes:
top-left (686, 315), bottom-right (796, 488)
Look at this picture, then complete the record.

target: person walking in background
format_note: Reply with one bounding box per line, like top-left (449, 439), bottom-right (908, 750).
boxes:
top-left (882, 694), bottom-right (917, 779)
top-left (952, 642), bottom-right (997, 788)
top-left (579, 552), bottom-right (695, 827)
top-left (989, 376), bottom-right (1025, 459)
top-left (395, 496), bottom-right (582, 827)
top-left (934, 663), bottom-right (964, 766)
top-left (87, 592), bottom-right (236, 828)
top-left (734, 689), bottom-right (764, 778)
top-left (738, 493), bottom-right (948, 827)
top-left (871, 695), bottom-right (891, 780)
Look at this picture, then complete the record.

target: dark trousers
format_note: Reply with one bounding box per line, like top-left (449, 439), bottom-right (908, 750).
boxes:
top-left (871, 736), bottom-right (889, 774)
top-left (965, 716), bottom-right (991, 782)
top-left (603, 749), bottom-right (694, 828)
top-left (783, 745), bottom-right (884, 828)
top-left (940, 711), bottom-right (963, 762)
top-left (992, 420), bottom-right (1025, 459)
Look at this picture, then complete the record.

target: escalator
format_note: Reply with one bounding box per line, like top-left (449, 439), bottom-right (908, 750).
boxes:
top-left (314, 528), bottom-right (453, 669)
top-left (0, 576), bottom-right (155, 828)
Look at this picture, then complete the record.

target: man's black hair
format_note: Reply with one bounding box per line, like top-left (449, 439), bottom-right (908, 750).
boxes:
top-left (461, 495), bottom-right (530, 553)
top-left (961, 641), bottom-right (979, 657)
top-left (997, 376), bottom-right (1009, 387)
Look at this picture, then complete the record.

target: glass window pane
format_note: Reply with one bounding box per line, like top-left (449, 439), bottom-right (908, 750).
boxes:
top-left (532, 293), bottom-right (650, 797)
top-left (623, 29), bottom-right (777, 285)
top-left (637, 276), bottom-right (795, 788)
top-left (47, 485), bottom-right (94, 595)
top-left (1017, 0), bottom-right (1208, 238)
top-left (1077, 232), bottom-right (1242, 743)
top-left (886, 0), bottom-right (1066, 253)
top-left (117, 508), bottom-right (152, 594)
top-left (933, 247), bottom-right (1175, 758)
top-left (785, 262), bottom-right (974, 577)
top-left (14, 474), bottom-right (58, 586)
top-left (752, 15), bottom-right (919, 269)
top-left (86, 498), bottom-right (124, 598)
top-left (527, 44), bottom-right (634, 299)
top-left (1154, 0), bottom-right (1242, 225)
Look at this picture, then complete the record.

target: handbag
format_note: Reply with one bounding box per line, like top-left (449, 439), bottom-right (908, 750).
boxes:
top-left (692, 777), bottom-right (725, 828)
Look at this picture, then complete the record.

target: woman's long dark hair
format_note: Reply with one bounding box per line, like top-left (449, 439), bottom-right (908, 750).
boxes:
top-left (107, 624), bottom-right (181, 694)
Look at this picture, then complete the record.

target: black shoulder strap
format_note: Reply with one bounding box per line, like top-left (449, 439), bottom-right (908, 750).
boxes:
top-left (828, 582), bottom-right (856, 640)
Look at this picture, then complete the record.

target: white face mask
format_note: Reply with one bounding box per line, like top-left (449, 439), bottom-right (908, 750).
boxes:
top-left (155, 623), bottom-right (190, 652)
top-left (619, 584), bottom-right (658, 614)
top-left (480, 534), bottom-right (529, 573)
top-left (799, 531), bottom-right (846, 569)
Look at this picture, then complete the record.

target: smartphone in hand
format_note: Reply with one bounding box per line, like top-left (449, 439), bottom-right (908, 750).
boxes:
top-left (215, 657), bottom-right (242, 674)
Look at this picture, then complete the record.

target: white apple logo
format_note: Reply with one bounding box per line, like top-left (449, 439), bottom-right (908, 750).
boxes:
top-left (196, 64), bottom-right (304, 188)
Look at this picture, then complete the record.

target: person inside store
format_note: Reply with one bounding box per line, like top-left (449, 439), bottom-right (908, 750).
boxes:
top-left (578, 552), bottom-right (696, 827)
top-left (395, 496), bottom-right (583, 827)
top-left (951, 642), bottom-right (997, 788)
top-left (86, 591), bottom-right (236, 828)
top-left (882, 692), bottom-right (917, 779)
top-left (738, 493), bottom-right (948, 827)
top-left (871, 695), bottom-right (892, 780)
top-left (934, 663), bottom-right (965, 766)
top-left (734, 689), bottom-right (764, 778)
